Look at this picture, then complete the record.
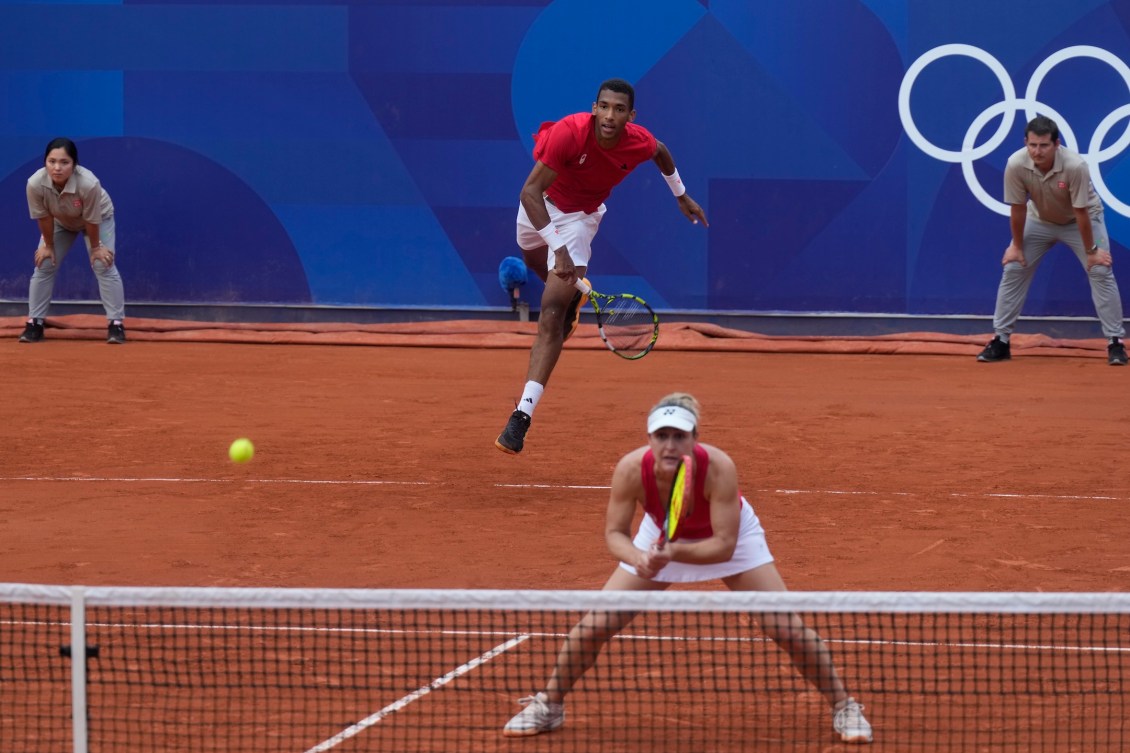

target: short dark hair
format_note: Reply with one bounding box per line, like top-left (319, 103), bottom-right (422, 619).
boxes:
top-left (596, 78), bottom-right (635, 110)
top-left (1025, 116), bottom-right (1060, 143)
top-left (44, 137), bottom-right (78, 165)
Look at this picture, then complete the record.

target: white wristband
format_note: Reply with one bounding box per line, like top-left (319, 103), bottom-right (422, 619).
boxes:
top-left (537, 223), bottom-right (565, 251)
top-left (663, 168), bottom-right (686, 197)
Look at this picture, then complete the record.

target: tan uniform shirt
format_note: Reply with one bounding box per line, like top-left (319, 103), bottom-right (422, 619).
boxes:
top-left (1003, 146), bottom-right (1102, 225)
top-left (26, 165), bottom-right (114, 233)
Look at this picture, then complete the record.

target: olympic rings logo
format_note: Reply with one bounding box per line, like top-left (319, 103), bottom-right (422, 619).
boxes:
top-left (899, 44), bottom-right (1130, 217)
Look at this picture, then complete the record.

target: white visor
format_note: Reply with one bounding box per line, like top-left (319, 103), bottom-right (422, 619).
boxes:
top-left (647, 405), bottom-right (697, 434)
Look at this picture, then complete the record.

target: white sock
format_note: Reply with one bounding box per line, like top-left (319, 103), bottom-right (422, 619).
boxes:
top-left (518, 381), bottom-right (544, 417)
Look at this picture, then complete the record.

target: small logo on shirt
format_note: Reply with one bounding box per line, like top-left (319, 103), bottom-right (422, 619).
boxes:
top-left (1057, 181), bottom-right (1067, 189)
top-left (72, 200), bottom-right (82, 208)
top-left (578, 154), bottom-right (587, 165)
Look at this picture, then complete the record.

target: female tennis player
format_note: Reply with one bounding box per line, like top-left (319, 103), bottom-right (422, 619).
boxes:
top-left (503, 392), bottom-right (874, 744)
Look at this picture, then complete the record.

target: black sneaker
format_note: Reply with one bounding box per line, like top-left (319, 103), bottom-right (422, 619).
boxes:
top-left (107, 321), bottom-right (126, 344)
top-left (562, 278), bottom-right (589, 342)
top-left (18, 318), bottom-right (44, 343)
top-left (495, 409), bottom-right (532, 454)
top-left (1109, 338), bottom-right (1128, 366)
top-left (976, 336), bottom-right (1010, 362)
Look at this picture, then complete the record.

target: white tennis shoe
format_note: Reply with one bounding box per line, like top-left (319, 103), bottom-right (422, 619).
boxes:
top-left (833, 698), bottom-right (873, 743)
top-left (502, 692), bottom-right (565, 737)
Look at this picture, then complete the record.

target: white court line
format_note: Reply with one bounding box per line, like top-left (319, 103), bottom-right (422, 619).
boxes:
top-left (495, 482), bottom-right (610, 490)
top-left (1, 476), bottom-right (1125, 502)
top-left (302, 634), bottom-right (530, 753)
top-left (503, 485), bottom-right (1128, 503)
top-left (765, 488), bottom-right (1127, 502)
top-left (0, 476), bottom-right (429, 486)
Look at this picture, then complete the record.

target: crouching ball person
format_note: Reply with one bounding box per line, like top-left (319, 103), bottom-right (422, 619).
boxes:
top-left (19, 137), bottom-right (126, 344)
top-left (502, 393), bottom-right (874, 744)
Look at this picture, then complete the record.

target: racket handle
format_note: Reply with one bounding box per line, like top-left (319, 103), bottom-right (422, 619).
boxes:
top-left (574, 279), bottom-right (592, 295)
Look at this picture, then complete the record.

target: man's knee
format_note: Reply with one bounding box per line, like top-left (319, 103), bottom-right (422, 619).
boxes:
top-left (1001, 261), bottom-right (1029, 280)
top-left (537, 304), bottom-right (567, 339)
top-left (1088, 264), bottom-right (1115, 282)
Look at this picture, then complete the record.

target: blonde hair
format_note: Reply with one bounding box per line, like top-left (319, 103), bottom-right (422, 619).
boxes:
top-left (649, 392), bottom-right (701, 422)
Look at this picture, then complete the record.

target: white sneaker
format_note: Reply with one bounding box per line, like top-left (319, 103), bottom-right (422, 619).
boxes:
top-left (833, 698), bottom-right (873, 743)
top-left (502, 692), bottom-right (565, 737)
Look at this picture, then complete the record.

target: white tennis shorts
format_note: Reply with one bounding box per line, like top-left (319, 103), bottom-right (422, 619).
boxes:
top-left (619, 498), bottom-right (774, 583)
top-left (516, 200), bottom-right (606, 268)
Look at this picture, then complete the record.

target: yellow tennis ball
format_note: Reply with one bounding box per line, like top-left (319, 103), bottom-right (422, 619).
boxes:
top-left (229, 438), bottom-right (254, 464)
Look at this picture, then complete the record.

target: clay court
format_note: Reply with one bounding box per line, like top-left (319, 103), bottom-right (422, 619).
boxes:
top-left (2, 315), bottom-right (1128, 751)
top-left (3, 314), bottom-right (1127, 592)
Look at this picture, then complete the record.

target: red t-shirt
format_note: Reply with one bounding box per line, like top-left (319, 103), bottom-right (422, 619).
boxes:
top-left (641, 444), bottom-right (716, 540)
top-left (533, 113), bottom-right (657, 214)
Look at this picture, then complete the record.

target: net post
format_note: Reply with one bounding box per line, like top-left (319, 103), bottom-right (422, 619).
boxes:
top-left (69, 586), bottom-right (89, 753)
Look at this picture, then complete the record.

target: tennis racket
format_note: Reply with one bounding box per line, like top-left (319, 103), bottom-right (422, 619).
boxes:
top-left (574, 279), bottom-right (659, 360)
top-left (656, 454), bottom-right (694, 549)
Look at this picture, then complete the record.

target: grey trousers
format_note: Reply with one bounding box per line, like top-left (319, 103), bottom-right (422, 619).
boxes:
top-left (992, 214), bottom-right (1125, 339)
top-left (28, 215), bottom-right (126, 321)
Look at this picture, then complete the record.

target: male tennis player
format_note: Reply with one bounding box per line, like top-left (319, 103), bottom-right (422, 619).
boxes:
top-left (494, 79), bottom-right (708, 454)
top-left (503, 393), bottom-right (874, 744)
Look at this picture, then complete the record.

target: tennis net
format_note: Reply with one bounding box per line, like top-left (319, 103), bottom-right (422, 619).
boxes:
top-left (1, 584), bottom-right (1127, 752)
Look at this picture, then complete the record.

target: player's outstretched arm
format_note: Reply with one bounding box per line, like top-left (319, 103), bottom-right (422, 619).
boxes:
top-left (653, 140), bottom-right (708, 227)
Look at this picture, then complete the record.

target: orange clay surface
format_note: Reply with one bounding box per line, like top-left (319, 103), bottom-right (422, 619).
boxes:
top-left (3, 321), bottom-right (1128, 593)
top-left (4, 318), bottom-right (1130, 753)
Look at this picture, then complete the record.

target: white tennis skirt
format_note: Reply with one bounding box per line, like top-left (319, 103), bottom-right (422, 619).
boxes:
top-left (619, 498), bottom-right (774, 583)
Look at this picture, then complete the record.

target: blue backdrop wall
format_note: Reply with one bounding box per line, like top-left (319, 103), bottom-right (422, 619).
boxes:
top-left (2, 0), bottom-right (1130, 317)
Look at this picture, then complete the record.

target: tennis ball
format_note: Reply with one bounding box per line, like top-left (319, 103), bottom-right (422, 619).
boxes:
top-left (229, 438), bottom-right (255, 464)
